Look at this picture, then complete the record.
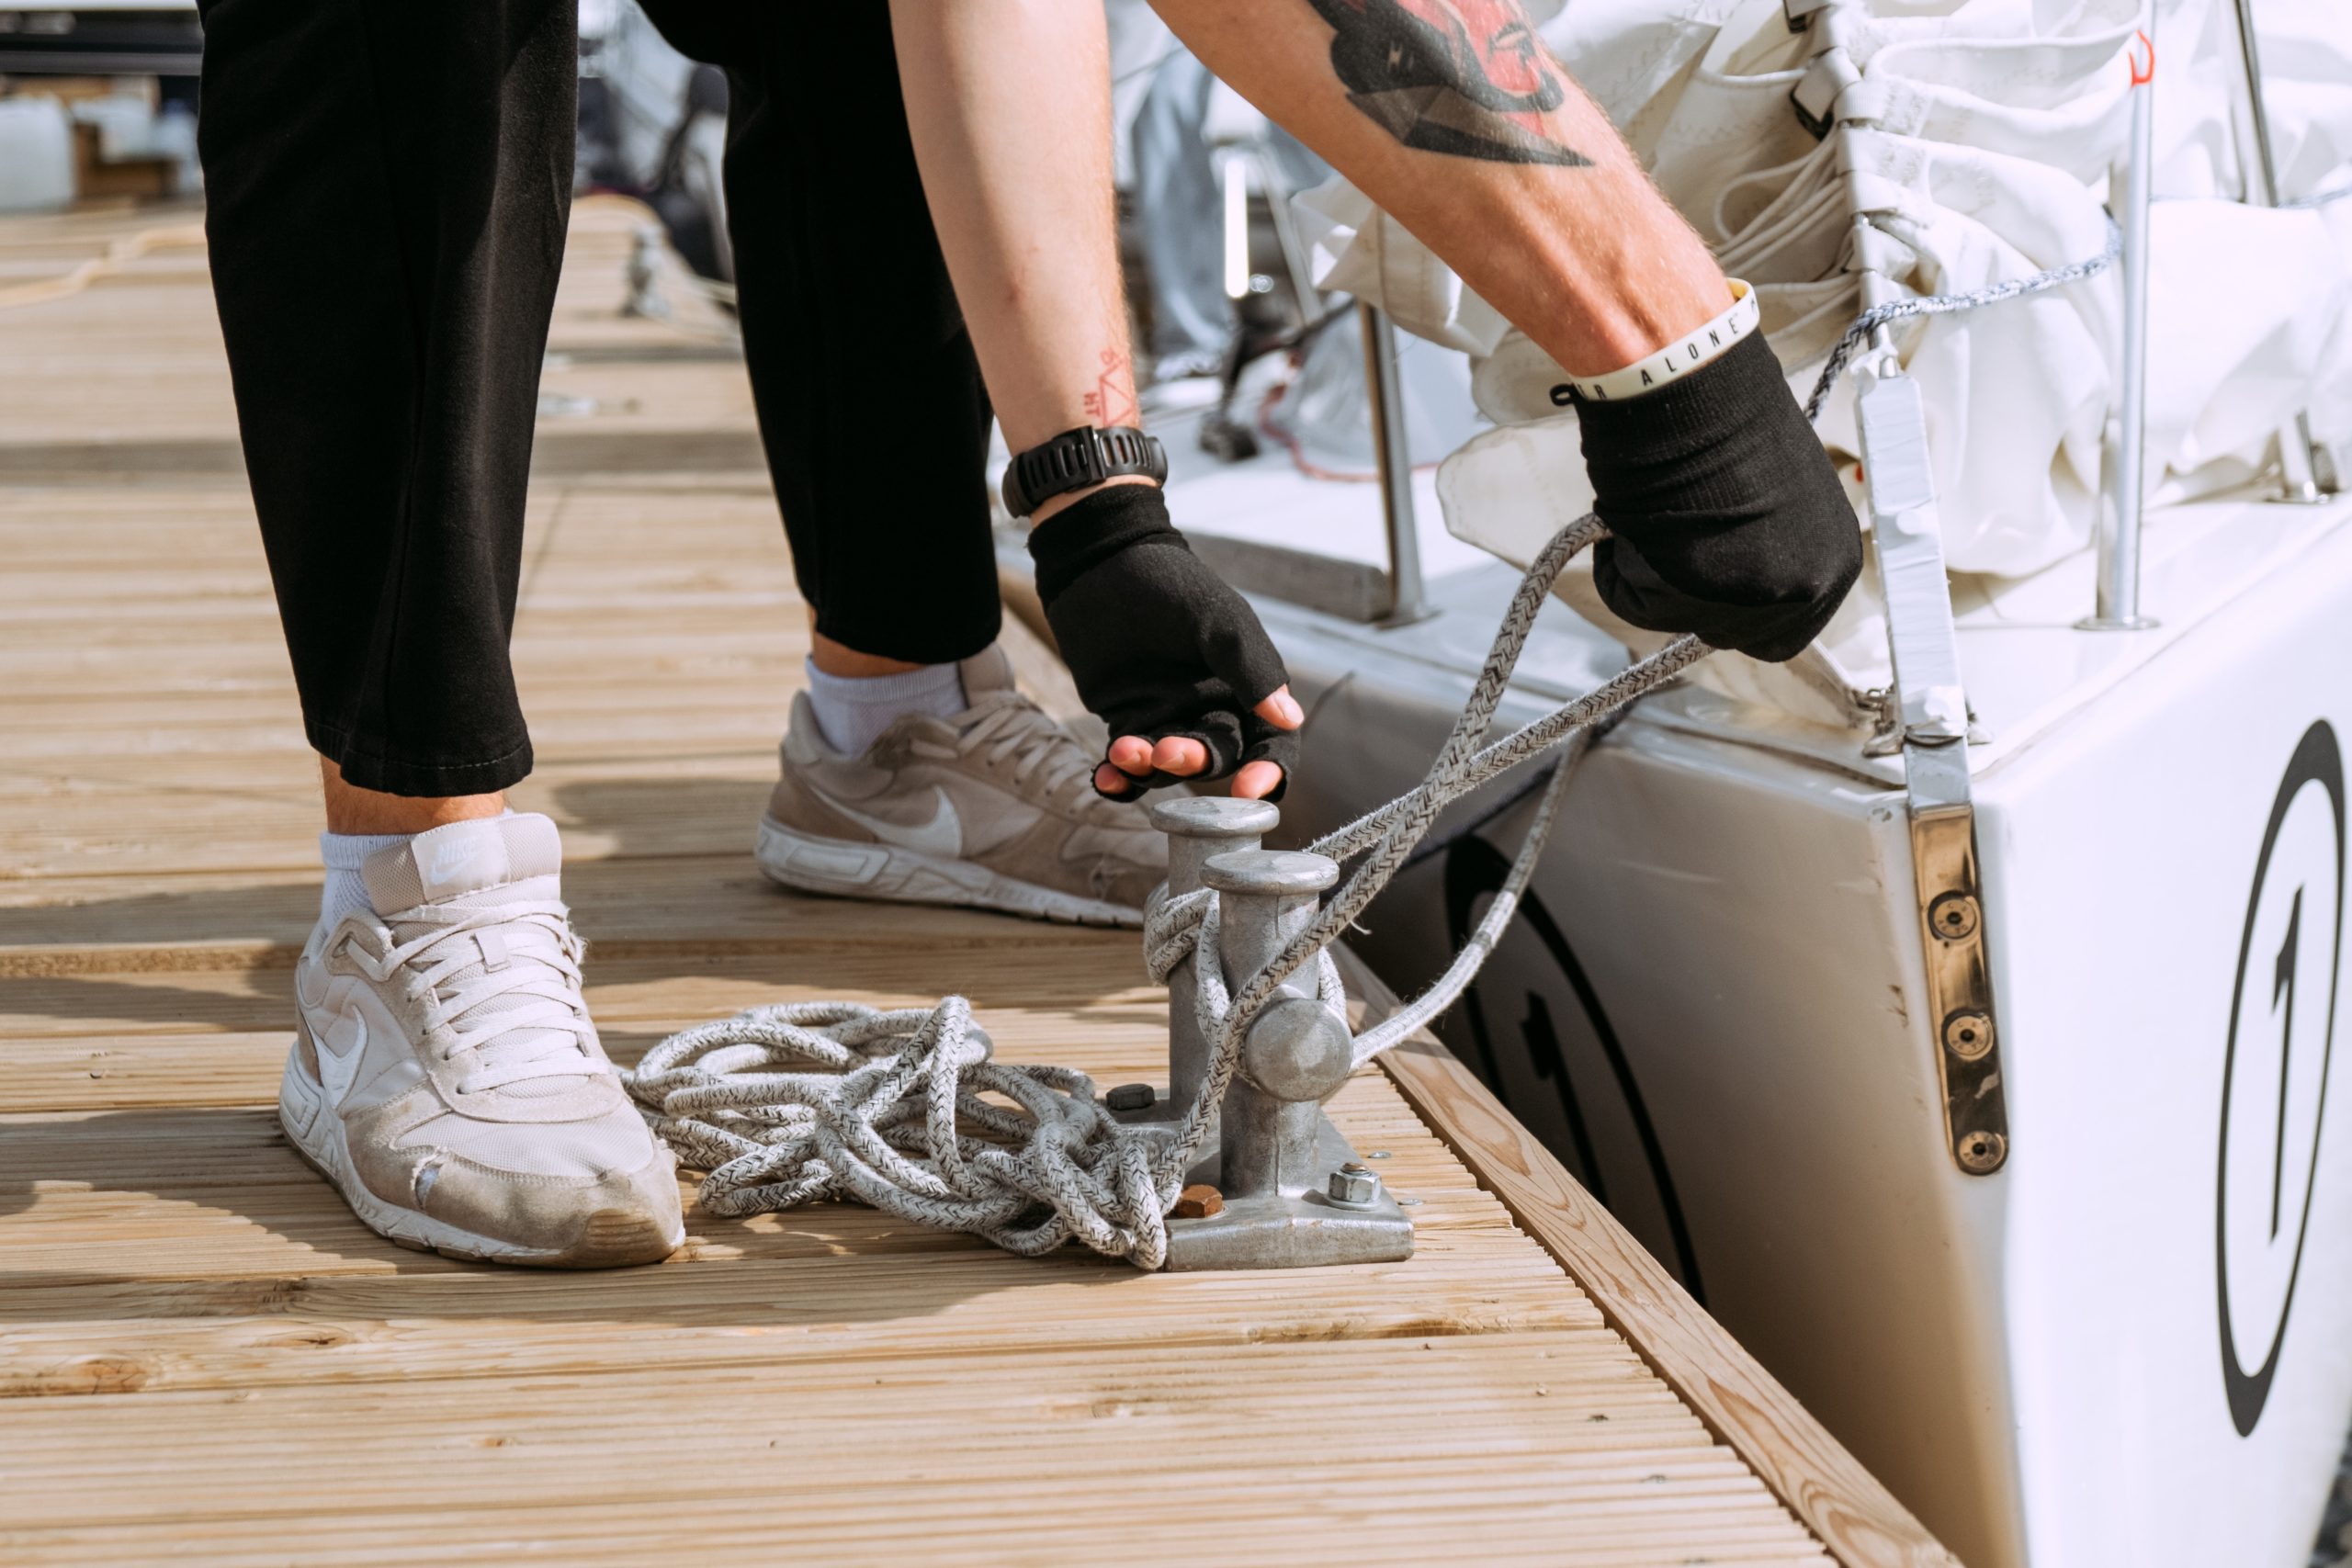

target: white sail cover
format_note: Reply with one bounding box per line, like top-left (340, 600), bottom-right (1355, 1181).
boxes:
top-left (1295, 0), bottom-right (2352, 723)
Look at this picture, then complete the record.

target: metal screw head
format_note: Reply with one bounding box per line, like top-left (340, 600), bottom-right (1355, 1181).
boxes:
top-left (1104, 1082), bottom-right (1156, 1112)
top-left (1941, 1010), bottom-right (1995, 1062)
top-left (1928, 892), bottom-right (1980, 942)
top-left (1955, 1131), bottom-right (2007, 1174)
top-left (1326, 1167), bottom-right (1382, 1207)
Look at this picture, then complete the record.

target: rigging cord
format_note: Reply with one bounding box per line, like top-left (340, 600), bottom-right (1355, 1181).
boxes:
top-left (626, 218), bottom-right (2132, 1269)
top-left (1801, 217), bottom-right (2121, 421)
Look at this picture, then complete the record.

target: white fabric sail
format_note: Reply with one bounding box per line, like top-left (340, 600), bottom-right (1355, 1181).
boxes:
top-left (1296, 0), bottom-right (2352, 727)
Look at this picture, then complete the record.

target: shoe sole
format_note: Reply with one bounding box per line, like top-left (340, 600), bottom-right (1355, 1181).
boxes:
top-left (754, 816), bottom-right (1144, 929)
top-left (277, 1037), bottom-right (683, 1269)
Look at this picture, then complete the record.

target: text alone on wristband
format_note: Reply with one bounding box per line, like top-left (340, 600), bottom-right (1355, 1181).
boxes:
top-left (1555, 280), bottom-right (1759, 406)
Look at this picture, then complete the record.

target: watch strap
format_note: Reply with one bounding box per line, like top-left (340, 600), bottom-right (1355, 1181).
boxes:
top-left (1001, 425), bottom-right (1169, 518)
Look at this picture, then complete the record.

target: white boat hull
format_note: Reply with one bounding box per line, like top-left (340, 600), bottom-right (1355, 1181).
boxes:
top-left (1270, 497), bottom-right (2352, 1568)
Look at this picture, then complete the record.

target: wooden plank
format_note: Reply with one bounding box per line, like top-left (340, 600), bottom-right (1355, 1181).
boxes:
top-left (0, 1239), bottom-right (1594, 1397)
top-left (0, 1079), bottom-right (1489, 1275)
top-left (0, 1337), bottom-right (1829, 1568)
top-left (1344, 950), bottom-right (1961, 1568)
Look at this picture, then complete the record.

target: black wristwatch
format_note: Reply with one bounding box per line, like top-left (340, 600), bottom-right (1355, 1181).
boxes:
top-left (1001, 425), bottom-right (1168, 519)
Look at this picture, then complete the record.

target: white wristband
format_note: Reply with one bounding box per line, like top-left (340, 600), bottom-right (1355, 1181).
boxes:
top-left (1561, 280), bottom-right (1759, 404)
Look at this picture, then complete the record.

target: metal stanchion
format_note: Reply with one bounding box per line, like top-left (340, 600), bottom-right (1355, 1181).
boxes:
top-left (1359, 303), bottom-right (1434, 625)
top-left (2082, 29), bottom-right (2160, 629)
top-left (2232, 0), bottom-right (2339, 501)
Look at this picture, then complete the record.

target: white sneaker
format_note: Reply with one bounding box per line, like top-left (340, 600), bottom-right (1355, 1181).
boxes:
top-left (278, 815), bottom-right (684, 1268)
top-left (755, 646), bottom-right (1167, 926)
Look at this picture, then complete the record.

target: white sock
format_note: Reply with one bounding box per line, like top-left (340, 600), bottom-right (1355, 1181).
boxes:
top-left (319, 829), bottom-right (414, 925)
top-left (803, 659), bottom-right (967, 754)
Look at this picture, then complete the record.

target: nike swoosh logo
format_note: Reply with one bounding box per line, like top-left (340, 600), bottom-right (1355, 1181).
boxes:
top-left (816, 786), bottom-right (962, 858)
top-left (316, 1009), bottom-right (368, 1109)
top-left (428, 837), bottom-right (484, 886)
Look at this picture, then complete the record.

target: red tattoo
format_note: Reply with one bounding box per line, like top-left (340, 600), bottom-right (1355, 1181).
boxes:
top-left (1080, 348), bottom-right (1138, 429)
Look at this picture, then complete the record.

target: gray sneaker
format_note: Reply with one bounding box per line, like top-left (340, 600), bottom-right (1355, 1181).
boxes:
top-left (755, 646), bottom-right (1168, 926)
top-left (278, 815), bottom-right (684, 1268)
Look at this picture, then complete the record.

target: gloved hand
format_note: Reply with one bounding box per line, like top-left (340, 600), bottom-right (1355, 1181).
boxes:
top-left (1577, 330), bottom-right (1862, 663)
top-left (1027, 484), bottom-right (1302, 801)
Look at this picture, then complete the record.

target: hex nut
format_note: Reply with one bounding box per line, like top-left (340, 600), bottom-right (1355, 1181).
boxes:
top-left (1104, 1082), bottom-right (1156, 1112)
top-left (1171, 1184), bottom-right (1224, 1220)
top-left (1326, 1167), bottom-right (1381, 1207)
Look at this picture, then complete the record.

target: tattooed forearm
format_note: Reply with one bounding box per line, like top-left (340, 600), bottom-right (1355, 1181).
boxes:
top-left (1306, 0), bottom-right (1591, 167)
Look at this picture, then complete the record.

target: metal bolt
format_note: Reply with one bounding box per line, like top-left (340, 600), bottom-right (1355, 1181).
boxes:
top-left (1955, 1131), bottom-right (2007, 1174)
top-left (1364, 1150), bottom-right (1391, 1159)
top-left (1326, 1167), bottom-right (1382, 1207)
top-left (1941, 1010), bottom-right (1995, 1062)
top-left (1171, 1183), bottom-right (1224, 1220)
top-left (1928, 892), bottom-right (1980, 942)
top-left (1104, 1082), bottom-right (1156, 1112)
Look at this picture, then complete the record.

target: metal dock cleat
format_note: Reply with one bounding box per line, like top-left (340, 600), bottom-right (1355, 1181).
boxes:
top-left (1137, 795), bottom-right (1281, 1124)
top-left (1137, 801), bottom-right (1413, 1271)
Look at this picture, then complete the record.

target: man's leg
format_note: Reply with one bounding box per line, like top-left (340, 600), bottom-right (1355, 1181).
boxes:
top-left (199, 0), bottom-right (569, 815)
top-left (628, 6), bottom-right (1171, 927)
top-left (198, 0), bottom-right (681, 1266)
top-left (631, 6), bottom-right (1004, 677)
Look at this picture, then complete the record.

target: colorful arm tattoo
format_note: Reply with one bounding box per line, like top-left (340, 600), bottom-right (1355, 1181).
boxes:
top-left (1306, 0), bottom-right (1591, 167)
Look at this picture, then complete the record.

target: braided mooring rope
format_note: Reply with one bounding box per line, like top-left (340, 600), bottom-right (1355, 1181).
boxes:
top-left (625, 229), bottom-right (2120, 1268)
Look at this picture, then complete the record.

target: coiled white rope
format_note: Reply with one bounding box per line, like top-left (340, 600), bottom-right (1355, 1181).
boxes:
top-left (626, 231), bottom-right (2122, 1268)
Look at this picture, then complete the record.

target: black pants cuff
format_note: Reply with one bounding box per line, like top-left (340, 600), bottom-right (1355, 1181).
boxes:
top-left (310, 717), bottom-right (536, 799)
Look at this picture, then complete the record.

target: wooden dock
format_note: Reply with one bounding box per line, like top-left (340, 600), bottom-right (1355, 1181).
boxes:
top-left (0, 201), bottom-right (1954, 1567)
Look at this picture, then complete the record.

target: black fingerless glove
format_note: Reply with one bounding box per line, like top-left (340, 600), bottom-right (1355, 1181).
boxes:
top-left (1028, 485), bottom-right (1297, 800)
top-left (1578, 330), bottom-right (1862, 663)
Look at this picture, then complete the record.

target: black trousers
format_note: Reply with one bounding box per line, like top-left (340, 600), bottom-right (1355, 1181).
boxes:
top-left (197, 0), bottom-right (1001, 796)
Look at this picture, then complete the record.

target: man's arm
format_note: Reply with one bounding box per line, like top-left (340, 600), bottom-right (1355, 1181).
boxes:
top-left (1154, 0), bottom-right (1728, 378)
top-left (888, 0), bottom-right (1302, 803)
top-left (1149, 0), bottom-right (1860, 663)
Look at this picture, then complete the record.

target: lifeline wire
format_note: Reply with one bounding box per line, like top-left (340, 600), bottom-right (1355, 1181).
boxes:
top-left (1801, 217), bottom-right (2122, 421)
top-left (626, 222), bottom-right (2123, 1269)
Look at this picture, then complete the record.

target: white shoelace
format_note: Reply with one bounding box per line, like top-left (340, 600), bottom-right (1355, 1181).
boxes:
top-left (961, 695), bottom-right (1099, 809)
top-left (348, 900), bottom-right (597, 1094)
